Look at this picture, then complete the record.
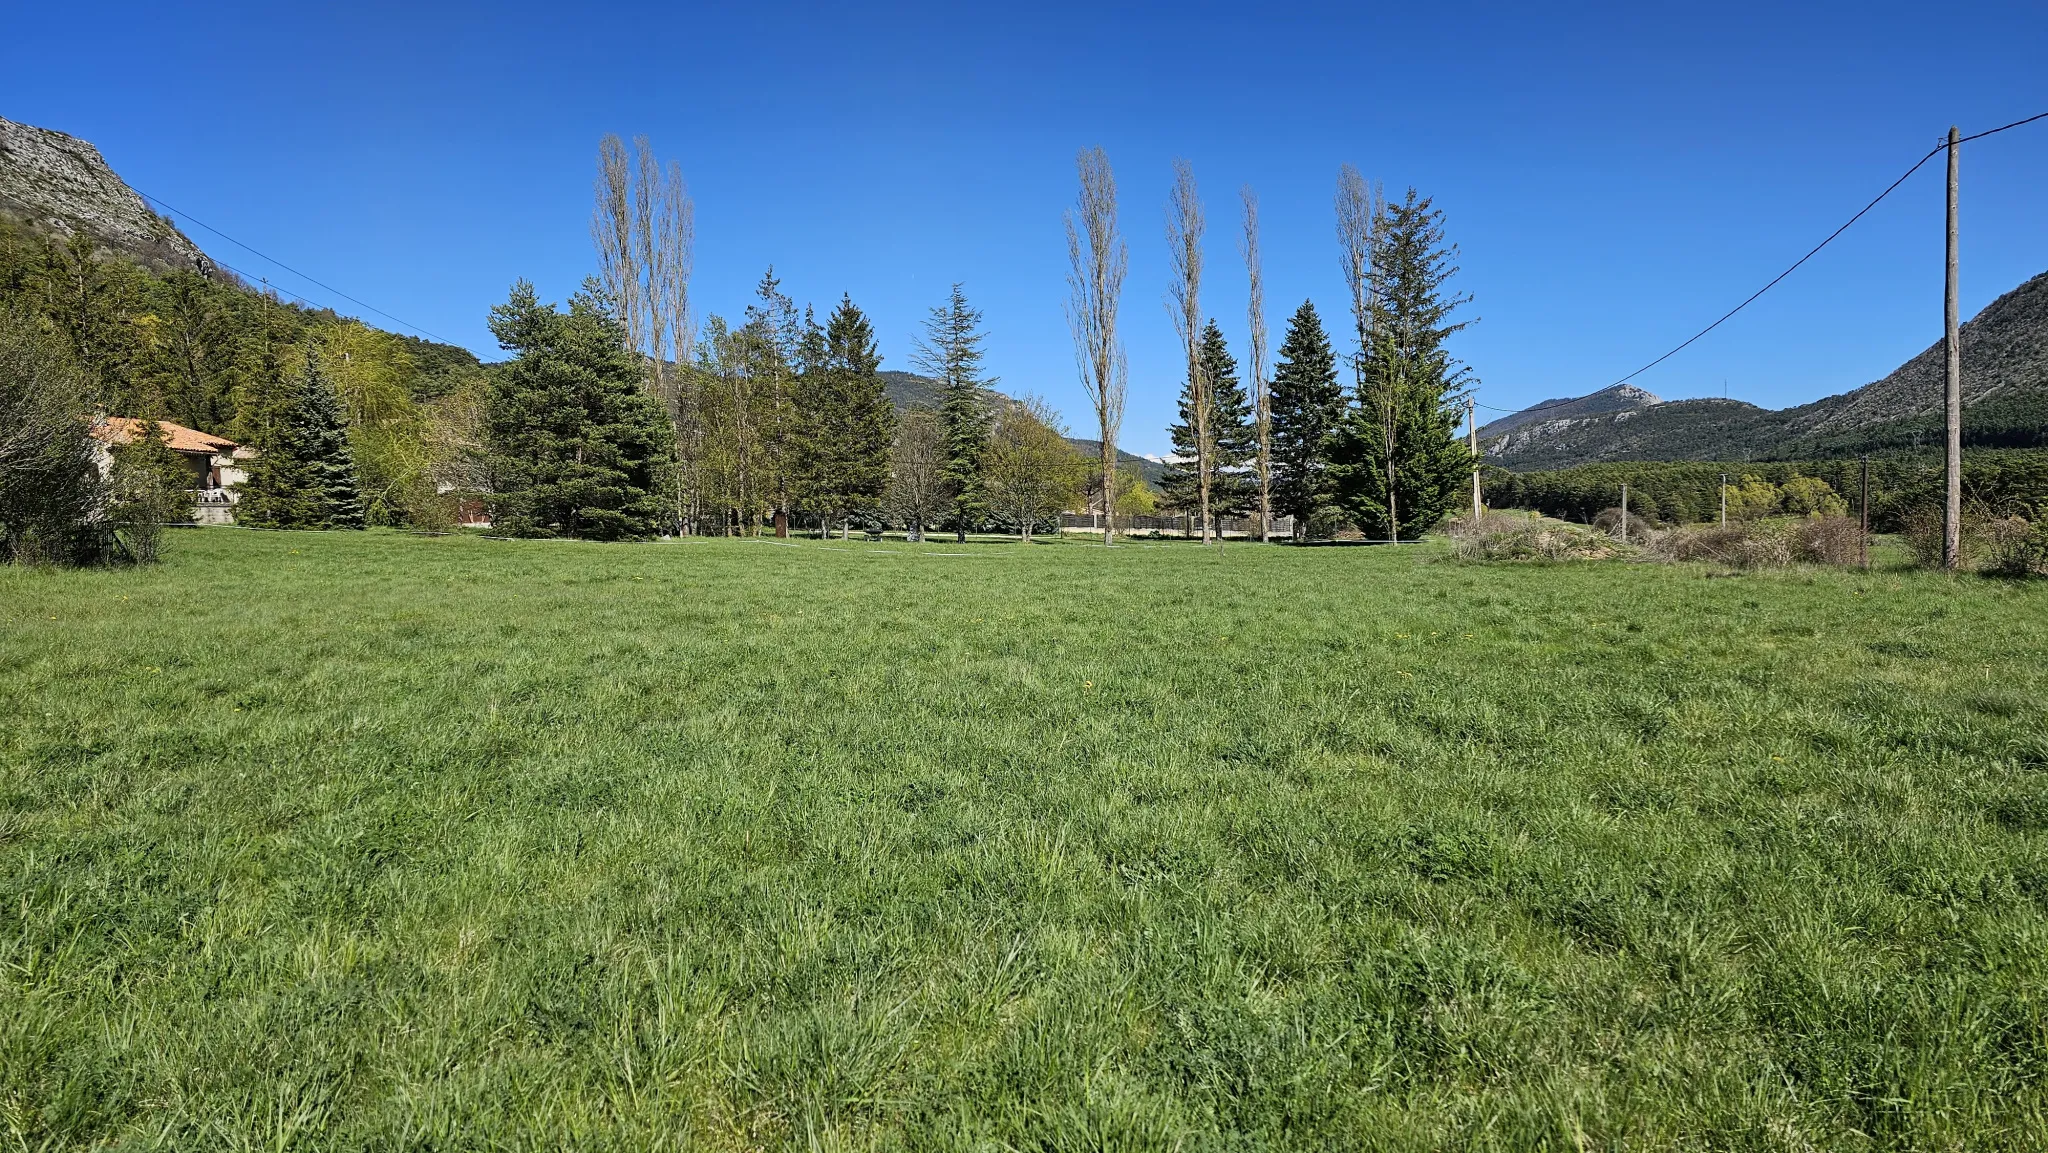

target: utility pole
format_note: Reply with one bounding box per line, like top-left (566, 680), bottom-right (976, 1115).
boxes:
top-left (1467, 396), bottom-right (1481, 521)
top-left (1942, 124), bottom-right (1963, 572)
top-left (1859, 456), bottom-right (1871, 570)
top-left (1719, 473), bottom-right (1728, 528)
top-left (1619, 483), bottom-right (1629, 544)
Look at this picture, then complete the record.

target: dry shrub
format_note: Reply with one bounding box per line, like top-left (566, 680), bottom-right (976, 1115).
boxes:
top-left (1900, 504), bottom-right (1994, 569)
top-left (1592, 506), bottom-right (1657, 538)
top-left (1792, 516), bottom-right (1866, 566)
top-left (1450, 512), bottom-right (1627, 561)
top-left (1647, 517), bottom-right (1866, 569)
top-left (1983, 515), bottom-right (2048, 578)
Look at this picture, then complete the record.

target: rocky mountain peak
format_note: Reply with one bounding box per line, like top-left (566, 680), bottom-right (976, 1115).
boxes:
top-left (0, 115), bottom-right (211, 273)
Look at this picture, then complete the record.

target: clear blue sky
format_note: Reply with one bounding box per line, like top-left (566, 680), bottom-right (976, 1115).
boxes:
top-left (6, 0), bottom-right (2044, 454)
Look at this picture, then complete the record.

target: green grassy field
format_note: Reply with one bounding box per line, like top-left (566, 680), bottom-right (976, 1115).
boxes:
top-left (3, 529), bottom-right (2046, 1150)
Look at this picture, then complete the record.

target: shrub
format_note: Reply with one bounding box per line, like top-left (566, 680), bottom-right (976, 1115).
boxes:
top-left (1646, 516), bottom-right (1866, 569)
top-left (1982, 513), bottom-right (2048, 578)
top-left (1450, 512), bottom-right (1629, 561)
top-left (1900, 504), bottom-right (1991, 569)
top-left (0, 309), bottom-right (117, 565)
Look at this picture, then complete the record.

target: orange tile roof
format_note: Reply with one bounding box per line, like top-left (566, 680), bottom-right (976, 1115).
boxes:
top-left (92, 417), bottom-right (240, 455)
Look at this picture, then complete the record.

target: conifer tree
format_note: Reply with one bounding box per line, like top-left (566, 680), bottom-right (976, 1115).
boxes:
top-left (1329, 190), bottom-right (1476, 539)
top-left (1161, 321), bottom-right (1252, 525)
top-left (238, 347), bottom-right (364, 529)
top-left (1269, 301), bottom-right (1344, 537)
top-left (482, 280), bottom-right (672, 539)
top-left (915, 284), bottom-right (994, 542)
top-left (808, 295), bottom-right (894, 535)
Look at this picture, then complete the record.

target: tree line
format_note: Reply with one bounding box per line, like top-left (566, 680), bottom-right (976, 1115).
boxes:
top-left (1484, 453), bottom-right (2048, 531)
top-left (1071, 152), bottom-right (1480, 543)
top-left (0, 218), bottom-right (495, 561)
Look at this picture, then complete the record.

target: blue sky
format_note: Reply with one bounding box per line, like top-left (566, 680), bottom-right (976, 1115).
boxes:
top-left (5, 1), bottom-right (2044, 454)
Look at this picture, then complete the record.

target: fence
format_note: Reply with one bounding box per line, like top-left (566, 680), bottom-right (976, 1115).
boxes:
top-left (1057, 512), bottom-right (1297, 538)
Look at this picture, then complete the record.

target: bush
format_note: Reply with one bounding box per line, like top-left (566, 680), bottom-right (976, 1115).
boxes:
top-left (1646, 516), bottom-right (1866, 569)
top-left (1983, 514), bottom-right (2048, 578)
top-left (1450, 512), bottom-right (1630, 561)
top-left (1900, 504), bottom-right (1991, 569)
top-left (0, 309), bottom-right (117, 565)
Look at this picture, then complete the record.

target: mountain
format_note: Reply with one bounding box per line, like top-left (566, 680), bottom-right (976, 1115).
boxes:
top-left (0, 115), bottom-right (211, 273)
top-left (1479, 383), bottom-right (1661, 439)
top-left (1481, 269), bottom-right (2048, 469)
top-left (880, 370), bottom-right (1163, 490)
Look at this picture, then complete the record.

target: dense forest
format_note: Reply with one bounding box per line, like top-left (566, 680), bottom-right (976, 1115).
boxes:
top-left (0, 218), bottom-right (492, 530)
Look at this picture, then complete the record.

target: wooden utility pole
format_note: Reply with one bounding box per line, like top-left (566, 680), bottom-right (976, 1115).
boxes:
top-left (1467, 396), bottom-right (1481, 521)
top-left (1859, 456), bottom-right (1871, 570)
top-left (1619, 484), bottom-right (1629, 544)
top-left (1942, 124), bottom-right (1963, 572)
top-left (1719, 473), bottom-right (1728, 528)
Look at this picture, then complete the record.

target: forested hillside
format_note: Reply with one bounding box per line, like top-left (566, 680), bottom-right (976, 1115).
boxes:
top-left (0, 218), bottom-right (492, 527)
top-left (1482, 270), bottom-right (2048, 468)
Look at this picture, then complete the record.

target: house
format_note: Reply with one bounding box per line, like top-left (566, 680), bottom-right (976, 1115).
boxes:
top-left (89, 417), bottom-right (255, 525)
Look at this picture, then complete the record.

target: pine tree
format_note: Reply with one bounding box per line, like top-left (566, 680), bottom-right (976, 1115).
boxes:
top-left (1329, 190), bottom-right (1476, 539)
top-left (483, 279), bottom-right (673, 539)
top-left (915, 284), bottom-right (994, 542)
top-left (238, 346), bottom-right (364, 529)
top-left (1161, 321), bottom-right (1251, 525)
top-left (1269, 301), bottom-right (1344, 537)
top-left (1206, 323), bottom-right (1256, 519)
top-left (807, 295), bottom-right (895, 534)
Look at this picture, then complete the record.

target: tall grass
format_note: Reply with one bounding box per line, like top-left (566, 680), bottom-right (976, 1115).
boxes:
top-left (3, 530), bottom-right (2045, 1148)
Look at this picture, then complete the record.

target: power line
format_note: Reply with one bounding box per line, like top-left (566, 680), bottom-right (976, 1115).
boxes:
top-left (132, 187), bottom-right (459, 345)
top-left (1478, 110), bottom-right (2048, 423)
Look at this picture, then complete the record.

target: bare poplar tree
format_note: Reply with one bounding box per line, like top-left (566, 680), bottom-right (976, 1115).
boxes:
top-left (1240, 185), bottom-right (1271, 543)
top-left (593, 134), bottom-right (695, 527)
top-left (887, 408), bottom-right (946, 542)
top-left (1165, 158), bottom-right (1211, 543)
top-left (1336, 164), bottom-right (1392, 540)
top-left (1064, 147), bottom-right (1128, 546)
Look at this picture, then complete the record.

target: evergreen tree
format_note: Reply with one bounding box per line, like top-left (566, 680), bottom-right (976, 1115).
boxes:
top-left (1160, 321), bottom-right (1252, 524)
top-left (482, 279), bottom-right (672, 539)
top-left (806, 295), bottom-right (895, 533)
top-left (1268, 300), bottom-right (1344, 537)
top-left (1329, 190), bottom-right (1477, 539)
top-left (914, 284), bottom-right (994, 542)
top-left (238, 347), bottom-right (364, 529)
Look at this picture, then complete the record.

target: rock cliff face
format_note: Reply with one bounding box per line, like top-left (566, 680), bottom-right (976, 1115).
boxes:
top-left (0, 115), bottom-right (210, 273)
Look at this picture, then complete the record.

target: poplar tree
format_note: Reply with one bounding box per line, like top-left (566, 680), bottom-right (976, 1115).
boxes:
top-left (238, 346), bottom-right (364, 530)
top-left (915, 284), bottom-right (994, 542)
top-left (1269, 301), bottom-right (1344, 537)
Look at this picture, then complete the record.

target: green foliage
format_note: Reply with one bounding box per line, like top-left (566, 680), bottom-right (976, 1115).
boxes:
top-left (916, 284), bottom-right (994, 540)
top-left (1160, 321), bottom-right (1253, 520)
top-left (109, 419), bottom-right (194, 563)
top-left (6, 531), bottom-right (2048, 1146)
top-left (1329, 191), bottom-right (1477, 539)
top-left (1269, 300), bottom-right (1345, 535)
top-left (1487, 452), bottom-right (2048, 532)
top-left (0, 218), bottom-right (489, 530)
top-left (484, 280), bottom-right (673, 540)
top-left (799, 295), bottom-right (895, 526)
top-left (0, 307), bottom-right (111, 564)
top-left (237, 348), bottom-right (364, 530)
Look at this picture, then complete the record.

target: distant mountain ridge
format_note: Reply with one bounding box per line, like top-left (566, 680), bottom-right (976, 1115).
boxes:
top-left (1480, 269), bottom-right (2048, 469)
top-left (0, 115), bottom-right (211, 273)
